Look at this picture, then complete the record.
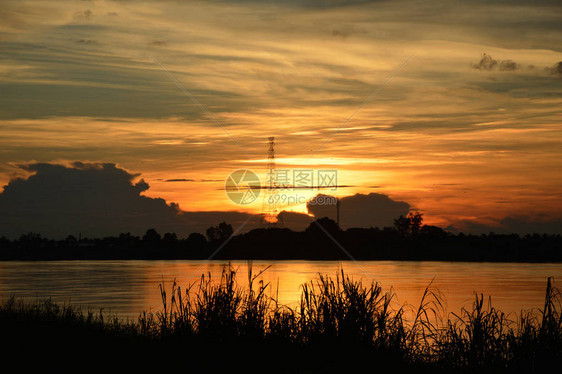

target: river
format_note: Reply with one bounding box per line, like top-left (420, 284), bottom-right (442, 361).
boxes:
top-left (1, 260), bottom-right (560, 321)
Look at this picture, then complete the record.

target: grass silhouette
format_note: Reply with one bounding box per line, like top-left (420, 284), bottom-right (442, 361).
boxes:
top-left (1, 266), bottom-right (560, 372)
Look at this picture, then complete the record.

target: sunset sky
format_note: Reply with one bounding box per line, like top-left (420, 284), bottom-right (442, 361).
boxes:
top-left (1, 0), bottom-right (561, 236)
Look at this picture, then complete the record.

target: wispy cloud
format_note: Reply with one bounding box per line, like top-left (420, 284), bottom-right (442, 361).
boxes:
top-left (0, 0), bottom-right (561, 229)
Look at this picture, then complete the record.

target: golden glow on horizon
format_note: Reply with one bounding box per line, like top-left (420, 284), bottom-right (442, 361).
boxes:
top-left (0, 0), bottom-right (561, 233)
top-left (239, 157), bottom-right (392, 166)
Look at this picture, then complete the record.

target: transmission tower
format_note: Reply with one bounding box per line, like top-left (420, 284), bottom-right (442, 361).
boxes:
top-left (261, 136), bottom-right (280, 226)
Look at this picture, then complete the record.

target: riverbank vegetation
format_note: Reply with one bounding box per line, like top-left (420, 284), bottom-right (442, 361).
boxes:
top-left (1, 267), bottom-right (560, 372)
top-left (1, 217), bottom-right (561, 261)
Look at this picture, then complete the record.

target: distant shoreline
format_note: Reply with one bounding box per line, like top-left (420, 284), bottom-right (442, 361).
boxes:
top-left (2, 229), bottom-right (561, 263)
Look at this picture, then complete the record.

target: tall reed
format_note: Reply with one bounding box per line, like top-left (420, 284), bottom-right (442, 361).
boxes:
top-left (1, 266), bottom-right (560, 371)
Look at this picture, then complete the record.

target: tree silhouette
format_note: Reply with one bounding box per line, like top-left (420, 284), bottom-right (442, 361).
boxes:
top-left (393, 211), bottom-right (423, 236)
top-left (306, 217), bottom-right (340, 236)
top-left (186, 232), bottom-right (207, 248)
top-left (118, 232), bottom-right (139, 243)
top-left (19, 232), bottom-right (43, 249)
top-left (162, 232), bottom-right (178, 243)
top-left (409, 211), bottom-right (423, 235)
top-left (393, 215), bottom-right (411, 236)
top-left (206, 222), bottom-right (233, 242)
top-left (65, 235), bottom-right (78, 247)
top-left (143, 228), bottom-right (161, 242)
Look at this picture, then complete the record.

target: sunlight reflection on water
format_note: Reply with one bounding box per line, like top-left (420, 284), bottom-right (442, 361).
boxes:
top-left (0, 260), bottom-right (561, 321)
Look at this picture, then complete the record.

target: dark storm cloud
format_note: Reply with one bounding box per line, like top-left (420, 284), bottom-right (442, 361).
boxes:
top-left (3, 162), bottom-right (558, 237)
top-left (306, 193), bottom-right (410, 229)
top-left (0, 162), bottom-right (261, 239)
top-left (0, 162), bottom-right (175, 238)
top-left (0, 162), bottom-right (413, 238)
top-left (278, 210), bottom-right (315, 231)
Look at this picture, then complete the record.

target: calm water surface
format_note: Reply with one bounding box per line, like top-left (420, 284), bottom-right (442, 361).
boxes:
top-left (0, 260), bottom-right (561, 320)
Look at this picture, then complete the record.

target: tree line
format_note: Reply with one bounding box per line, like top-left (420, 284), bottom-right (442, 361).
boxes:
top-left (0, 213), bottom-right (561, 261)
